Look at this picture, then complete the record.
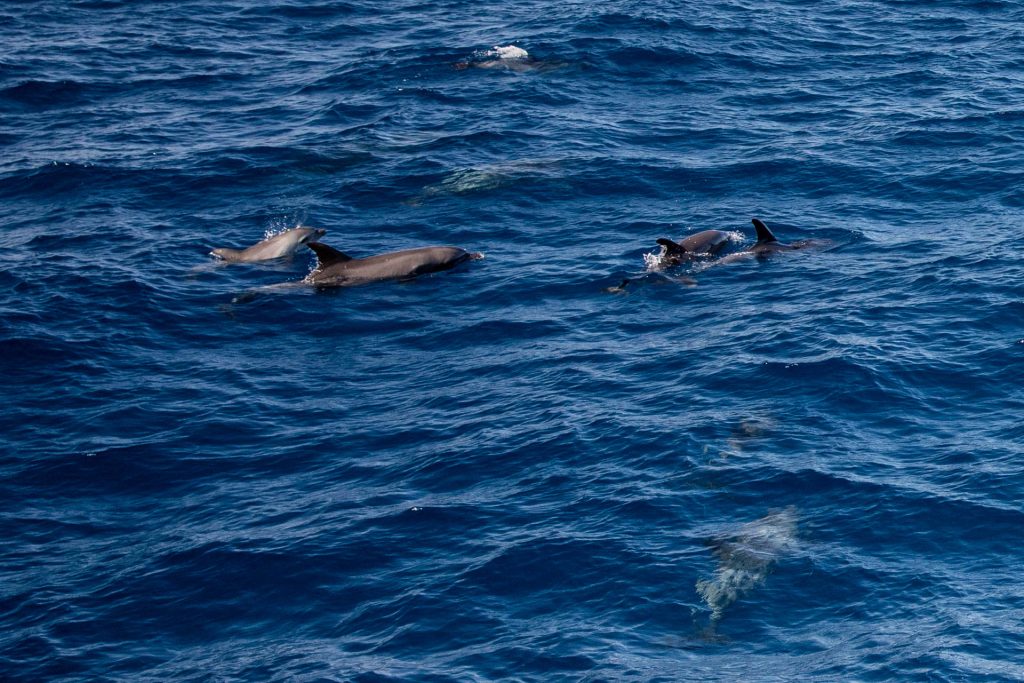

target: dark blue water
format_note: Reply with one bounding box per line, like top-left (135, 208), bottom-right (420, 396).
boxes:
top-left (3, 0), bottom-right (1024, 680)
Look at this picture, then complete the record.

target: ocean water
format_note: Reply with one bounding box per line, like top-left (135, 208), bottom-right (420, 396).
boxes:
top-left (2, 0), bottom-right (1023, 680)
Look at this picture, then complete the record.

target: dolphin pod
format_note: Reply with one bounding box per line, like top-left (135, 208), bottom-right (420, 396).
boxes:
top-left (211, 216), bottom-right (819, 294)
top-left (651, 218), bottom-right (827, 271)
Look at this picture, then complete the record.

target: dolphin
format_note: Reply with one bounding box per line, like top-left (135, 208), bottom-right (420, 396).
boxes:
top-left (696, 507), bottom-right (798, 631)
top-left (749, 218), bottom-right (805, 254)
top-left (716, 218), bottom-right (824, 264)
top-left (655, 229), bottom-right (731, 266)
top-left (211, 227), bottom-right (326, 263)
top-left (454, 45), bottom-right (553, 72)
top-left (305, 242), bottom-right (483, 287)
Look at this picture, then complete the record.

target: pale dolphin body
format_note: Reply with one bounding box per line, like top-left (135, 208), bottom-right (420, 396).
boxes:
top-left (696, 507), bottom-right (798, 630)
top-left (211, 227), bottom-right (326, 263)
top-left (655, 229), bottom-right (731, 266)
top-left (305, 242), bottom-right (482, 287)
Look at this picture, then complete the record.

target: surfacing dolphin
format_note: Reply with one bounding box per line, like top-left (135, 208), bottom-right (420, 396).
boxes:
top-left (655, 229), bottom-right (732, 266)
top-left (211, 226), bottom-right (326, 263)
top-left (749, 218), bottom-right (809, 255)
top-left (454, 45), bottom-right (556, 73)
top-left (715, 218), bottom-right (827, 265)
top-left (305, 242), bottom-right (483, 287)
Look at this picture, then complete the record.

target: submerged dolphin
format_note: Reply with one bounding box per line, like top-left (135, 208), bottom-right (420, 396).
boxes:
top-left (655, 229), bottom-right (731, 266)
top-left (305, 242), bottom-right (483, 287)
top-left (211, 227), bottom-right (326, 263)
top-left (696, 507), bottom-right (798, 631)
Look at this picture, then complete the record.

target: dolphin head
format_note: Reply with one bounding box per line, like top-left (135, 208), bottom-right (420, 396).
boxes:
top-left (209, 247), bottom-right (240, 261)
top-left (296, 227), bottom-right (327, 245)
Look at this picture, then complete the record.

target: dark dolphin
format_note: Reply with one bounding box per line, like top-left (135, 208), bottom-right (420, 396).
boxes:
top-left (655, 229), bottom-right (731, 266)
top-left (717, 218), bottom-right (825, 264)
top-left (749, 218), bottom-right (805, 254)
top-left (305, 242), bottom-right (482, 287)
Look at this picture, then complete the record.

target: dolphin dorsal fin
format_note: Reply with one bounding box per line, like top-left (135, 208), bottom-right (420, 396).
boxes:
top-left (752, 218), bottom-right (777, 244)
top-left (656, 238), bottom-right (687, 255)
top-left (307, 242), bottom-right (352, 268)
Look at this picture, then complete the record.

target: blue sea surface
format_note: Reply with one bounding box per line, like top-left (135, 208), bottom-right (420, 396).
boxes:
top-left (2, 0), bottom-right (1023, 680)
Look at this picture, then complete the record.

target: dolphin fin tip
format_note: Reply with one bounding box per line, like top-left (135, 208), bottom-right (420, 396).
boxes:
top-left (657, 237), bottom-right (686, 254)
top-left (751, 218), bottom-right (777, 243)
top-left (307, 242), bottom-right (352, 267)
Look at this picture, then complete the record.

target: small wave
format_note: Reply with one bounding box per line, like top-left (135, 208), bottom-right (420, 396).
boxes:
top-left (0, 79), bottom-right (91, 106)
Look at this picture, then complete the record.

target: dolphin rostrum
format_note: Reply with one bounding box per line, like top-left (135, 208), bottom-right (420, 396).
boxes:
top-left (304, 242), bottom-right (483, 287)
top-left (655, 229), bottom-right (731, 266)
top-left (210, 226), bottom-right (326, 263)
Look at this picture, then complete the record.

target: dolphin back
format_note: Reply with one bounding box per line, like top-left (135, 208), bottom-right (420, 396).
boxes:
top-left (309, 245), bottom-right (476, 286)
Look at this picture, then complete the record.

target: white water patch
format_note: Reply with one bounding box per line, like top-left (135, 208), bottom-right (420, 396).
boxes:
top-left (481, 45), bottom-right (529, 60)
top-left (263, 212), bottom-right (309, 240)
top-left (643, 248), bottom-right (667, 272)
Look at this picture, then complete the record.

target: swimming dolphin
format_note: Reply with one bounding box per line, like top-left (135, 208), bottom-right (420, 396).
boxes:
top-left (454, 45), bottom-right (552, 72)
top-left (655, 229), bottom-right (731, 266)
top-left (749, 218), bottom-right (804, 254)
top-left (716, 218), bottom-right (824, 264)
top-left (211, 227), bottom-right (326, 263)
top-left (696, 507), bottom-right (798, 631)
top-left (305, 242), bottom-right (482, 287)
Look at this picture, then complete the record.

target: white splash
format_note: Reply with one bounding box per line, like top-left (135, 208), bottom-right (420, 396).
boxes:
top-left (643, 249), bottom-right (667, 272)
top-left (485, 45), bottom-right (529, 60)
top-left (263, 212), bottom-right (309, 239)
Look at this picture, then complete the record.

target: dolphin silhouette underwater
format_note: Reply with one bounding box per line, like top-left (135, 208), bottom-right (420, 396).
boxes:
top-left (696, 507), bottom-right (799, 632)
top-left (304, 242), bottom-right (483, 287)
top-left (210, 226), bottom-right (326, 262)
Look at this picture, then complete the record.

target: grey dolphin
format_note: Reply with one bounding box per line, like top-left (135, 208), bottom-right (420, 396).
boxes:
top-left (749, 218), bottom-right (804, 255)
top-left (305, 242), bottom-right (483, 287)
top-left (211, 226), bottom-right (326, 263)
top-left (655, 229), bottom-right (731, 266)
top-left (696, 507), bottom-right (798, 630)
top-left (716, 218), bottom-right (823, 264)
